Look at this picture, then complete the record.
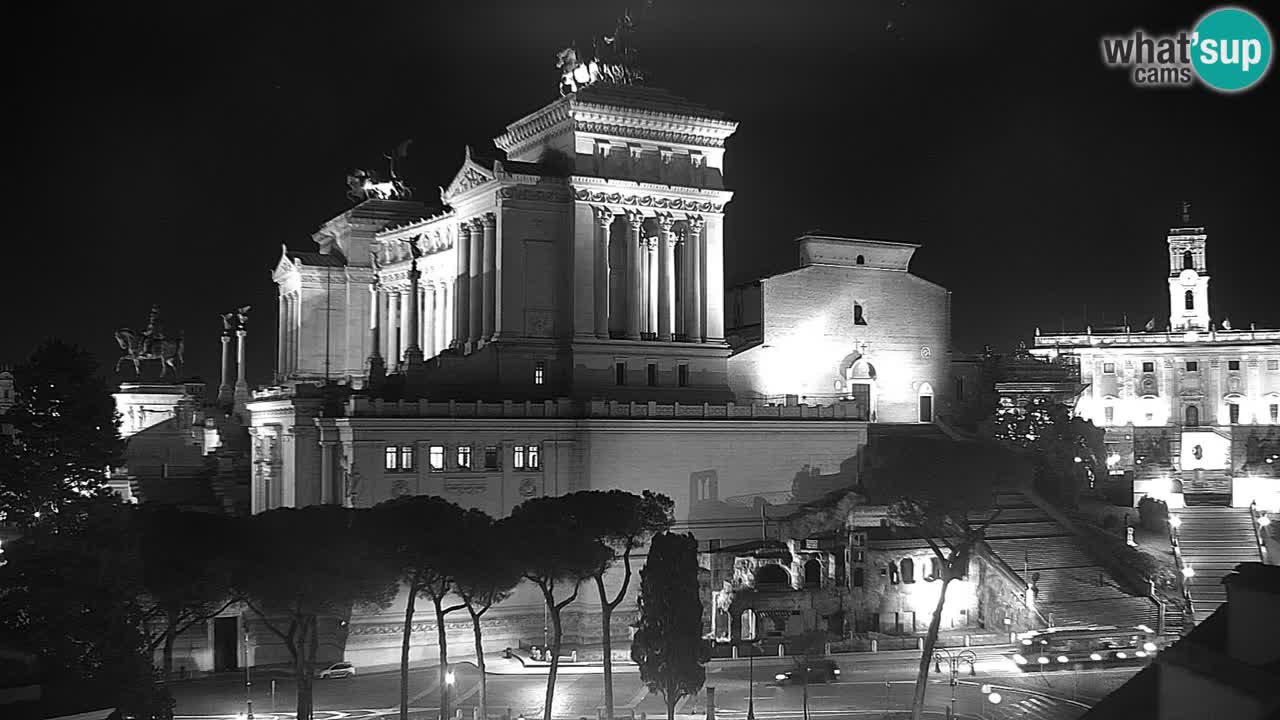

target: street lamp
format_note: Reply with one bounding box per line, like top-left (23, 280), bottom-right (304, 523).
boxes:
top-left (746, 641), bottom-right (759, 720)
top-left (244, 630), bottom-right (254, 720)
top-left (443, 665), bottom-right (456, 720)
top-left (932, 648), bottom-right (977, 720)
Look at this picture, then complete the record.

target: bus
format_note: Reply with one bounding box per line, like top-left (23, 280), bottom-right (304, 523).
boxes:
top-left (1009, 625), bottom-right (1161, 670)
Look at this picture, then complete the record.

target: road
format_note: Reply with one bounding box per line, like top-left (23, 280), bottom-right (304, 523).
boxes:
top-left (171, 649), bottom-right (1139, 720)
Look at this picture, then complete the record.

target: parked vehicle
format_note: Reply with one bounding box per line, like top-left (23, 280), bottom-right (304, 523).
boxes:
top-left (316, 661), bottom-right (357, 679)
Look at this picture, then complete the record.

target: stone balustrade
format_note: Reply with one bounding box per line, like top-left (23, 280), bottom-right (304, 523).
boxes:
top-left (340, 397), bottom-right (870, 420)
top-left (1035, 327), bottom-right (1280, 348)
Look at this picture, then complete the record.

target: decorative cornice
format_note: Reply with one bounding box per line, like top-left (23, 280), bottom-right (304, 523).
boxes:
top-left (574, 120), bottom-right (726, 148)
top-left (497, 184), bottom-right (573, 204)
top-left (573, 188), bottom-right (724, 214)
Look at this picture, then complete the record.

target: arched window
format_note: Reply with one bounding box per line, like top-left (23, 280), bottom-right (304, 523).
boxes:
top-left (755, 564), bottom-right (789, 587)
top-left (1183, 250), bottom-right (1194, 270)
top-left (888, 564), bottom-right (900, 585)
top-left (918, 382), bottom-right (935, 423)
top-left (804, 559), bottom-right (821, 587)
top-left (854, 303), bottom-right (867, 325)
top-left (900, 558), bottom-right (915, 584)
top-left (1185, 290), bottom-right (1195, 310)
top-left (929, 557), bottom-right (942, 581)
top-left (1185, 404), bottom-right (1199, 427)
top-left (856, 254), bottom-right (865, 265)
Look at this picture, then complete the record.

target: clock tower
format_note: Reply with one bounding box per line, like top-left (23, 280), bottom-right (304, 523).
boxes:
top-left (1167, 201), bottom-right (1210, 332)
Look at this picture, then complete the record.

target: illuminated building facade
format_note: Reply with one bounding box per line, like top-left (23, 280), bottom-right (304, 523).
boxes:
top-left (243, 78), bottom-right (962, 669)
top-left (726, 235), bottom-right (952, 423)
top-left (1032, 212), bottom-right (1280, 508)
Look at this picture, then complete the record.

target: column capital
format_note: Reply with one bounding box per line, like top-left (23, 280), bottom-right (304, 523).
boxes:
top-left (627, 211), bottom-right (645, 230)
top-left (686, 214), bottom-right (706, 233)
top-left (594, 206), bottom-right (616, 228)
top-left (481, 212), bottom-right (497, 228)
top-left (469, 216), bottom-right (486, 232)
top-left (644, 236), bottom-right (659, 250)
top-left (657, 213), bottom-right (677, 233)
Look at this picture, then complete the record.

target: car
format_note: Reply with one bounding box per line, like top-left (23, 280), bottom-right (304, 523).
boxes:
top-left (316, 661), bottom-right (357, 679)
top-left (773, 658), bottom-right (841, 684)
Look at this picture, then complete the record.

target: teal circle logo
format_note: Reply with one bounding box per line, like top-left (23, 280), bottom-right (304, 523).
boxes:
top-left (1192, 7), bottom-right (1272, 92)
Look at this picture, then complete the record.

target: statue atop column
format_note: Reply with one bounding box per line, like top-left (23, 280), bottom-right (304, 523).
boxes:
top-left (346, 140), bottom-right (414, 202)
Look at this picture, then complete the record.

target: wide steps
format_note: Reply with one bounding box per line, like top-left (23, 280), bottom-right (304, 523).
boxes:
top-left (984, 521), bottom-right (1071, 539)
top-left (987, 538), bottom-right (1094, 570)
top-left (1174, 506), bottom-right (1260, 624)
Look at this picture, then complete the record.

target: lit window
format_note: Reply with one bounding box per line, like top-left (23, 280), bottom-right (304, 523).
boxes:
top-left (1142, 362), bottom-right (1155, 373)
top-left (484, 446), bottom-right (499, 470)
top-left (534, 361), bottom-right (545, 385)
top-left (678, 364), bottom-right (689, 388)
top-left (647, 363), bottom-right (658, 386)
top-left (888, 564), bottom-right (900, 585)
top-left (1228, 360), bottom-right (1240, 371)
top-left (1229, 404), bottom-right (1240, 425)
top-left (384, 446), bottom-right (398, 471)
top-left (457, 446), bottom-right (472, 469)
top-left (429, 446), bottom-right (445, 471)
top-left (1186, 361), bottom-right (1198, 372)
top-left (1104, 407), bottom-right (1115, 425)
top-left (1103, 363), bottom-right (1115, 374)
top-left (514, 445), bottom-right (525, 469)
top-left (399, 446), bottom-right (415, 471)
top-left (527, 444), bottom-right (540, 469)
top-left (615, 361), bottom-right (626, 386)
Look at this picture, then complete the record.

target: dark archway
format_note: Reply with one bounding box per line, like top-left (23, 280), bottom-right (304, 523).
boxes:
top-left (1185, 404), bottom-right (1199, 427)
top-left (1183, 250), bottom-right (1194, 270)
top-left (900, 557), bottom-right (916, 584)
top-left (756, 564), bottom-right (790, 587)
top-left (803, 558), bottom-right (821, 587)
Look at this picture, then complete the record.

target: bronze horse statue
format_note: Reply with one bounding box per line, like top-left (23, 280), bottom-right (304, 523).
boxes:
top-left (114, 328), bottom-right (184, 379)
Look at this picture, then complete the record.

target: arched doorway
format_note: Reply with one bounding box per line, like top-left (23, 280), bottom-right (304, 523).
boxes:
top-left (756, 564), bottom-right (790, 588)
top-left (1185, 404), bottom-right (1200, 427)
top-left (843, 356), bottom-right (877, 421)
top-left (918, 382), bottom-right (935, 423)
top-left (803, 559), bottom-right (821, 588)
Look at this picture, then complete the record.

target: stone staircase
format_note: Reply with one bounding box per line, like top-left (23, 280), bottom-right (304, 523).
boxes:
top-left (1174, 506), bottom-right (1262, 624)
top-left (975, 492), bottom-right (1165, 631)
top-left (1181, 469), bottom-right (1233, 506)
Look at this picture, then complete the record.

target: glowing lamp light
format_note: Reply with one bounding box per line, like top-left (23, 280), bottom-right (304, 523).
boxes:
top-left (1021, 639), bottom-right (1032, 646)
top-left (1169, 515), bottom-right (1183, 529)
top-left (1107, 453), bottom-right (1121, 467)
top-left (1136, 651), bottom-right (1148, 658)
top-left (774, 673), bottom-right (787, 681)
top-left (445, 670), bottom-right (456, 685)
top-left (1182, 565), bottom-right (1195, 579)
top-left (980, 684), bottom-right (992, 694)
top-left (1089, 653), bottom-right (1103, 661)
top-left (1012, 654), bottom-right (1027, 665)
top-left (1116, 652), bottom-right (1127, 659)
top-left (1057, 655), bottom-right (1069, 664)
top-left (988, 692), bottom-right (1003, 705)
top-left (1037, 656), bottom-right (1050, 665)
top-left (1073, 456), bottom-right (1083, 463)
top-left (1143, 642), bottom-right (1157, 653)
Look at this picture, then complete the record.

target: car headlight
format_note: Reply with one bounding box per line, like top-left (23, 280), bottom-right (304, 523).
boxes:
top-left (1143, 642), bottom-right (1157, 652)
top-left (1057, 656), bottom-right (1069, 664)
top-left (1115, 652), bottom-right (1127, 659)
top-left (1037, 657), bottom-right (1050, 665)
top-left (775, 674), bottom-right (787, 681)
top-left (832, 668), bottom-right (840, 674)
top-left (1012, 654), bottom-right (1026, 665)
top-left (1089, 653), bottom-right (1102, 661)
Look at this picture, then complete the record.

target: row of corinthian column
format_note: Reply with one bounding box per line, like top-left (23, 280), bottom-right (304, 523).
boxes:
top-left (368, 214), bottom-right (497, 367)
top-left (592, 209), bottom-right (708, 342)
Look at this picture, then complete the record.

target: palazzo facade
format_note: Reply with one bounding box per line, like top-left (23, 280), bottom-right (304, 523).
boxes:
top-left (1032, 213), bottom-right (1280, 508)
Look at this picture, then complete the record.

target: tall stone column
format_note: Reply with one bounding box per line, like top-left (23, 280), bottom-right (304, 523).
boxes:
top-left (646, 238), bottom-right (659, 338)
top-left (442, 283), bottom-right (453, 349)
top-left (658, 216), bottom-right (676, 341)
top-left (593, 207), bottom-right (613, 339)
top-left (379, 288), bottom-right (392, 361)
top-left (626, 213), bottom-right (643, 340)
top-left (218, 332), bottom-right (233, 406)
top-left (703, 215), bottom-right (726, 341)
top-left (234, 322), bottom-right (249, 419)
top-left (481, 213), bottom-right (496, 341)
top-left (367, 284), bottom-right (385, 388)
top-left (388, 291), bottom-right (401, 365)
top-left (469, 218), bottom-right (484, 345)
top-left (320, 440), bottom-right (336, 505)
top-left (423, 285), bottom-right (435, 358)
top-left (399, 287), bottom-right (415, 365)
top-left (404, 258), bottom-right (423, 366)
top-left (454, 223), bottom-right (471, 348)
top-left (276, 295), bottom-right (286, 379)
top-left (688, 217), bottom-right (705, 342)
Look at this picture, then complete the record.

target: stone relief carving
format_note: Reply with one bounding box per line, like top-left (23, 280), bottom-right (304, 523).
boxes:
top-left (572, 189), bottom-right (723, 213)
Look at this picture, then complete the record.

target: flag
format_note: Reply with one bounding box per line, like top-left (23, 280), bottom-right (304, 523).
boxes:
top-left (1144, 317), bottom-right (1155, 332)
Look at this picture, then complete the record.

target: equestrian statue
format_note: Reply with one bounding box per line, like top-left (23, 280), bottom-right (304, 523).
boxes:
top-left (115, 304), bottom-right (185, 379)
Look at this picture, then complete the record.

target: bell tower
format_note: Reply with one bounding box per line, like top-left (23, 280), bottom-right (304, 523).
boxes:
top-left (1167, 201), bottom-right (1210, 331)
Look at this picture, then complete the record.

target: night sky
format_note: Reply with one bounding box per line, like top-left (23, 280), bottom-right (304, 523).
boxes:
top-left (8, 0), bottom-right (1278, 389)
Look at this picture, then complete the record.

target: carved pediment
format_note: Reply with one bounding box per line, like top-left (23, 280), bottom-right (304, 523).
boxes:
top-left (441, 148), bottom-right (495, 203)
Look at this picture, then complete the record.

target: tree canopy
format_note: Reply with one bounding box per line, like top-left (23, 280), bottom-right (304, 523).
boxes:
top-left (631, 532), bottom-right (709, 720)
top-left (0, 340), bottom-right (123, 527)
